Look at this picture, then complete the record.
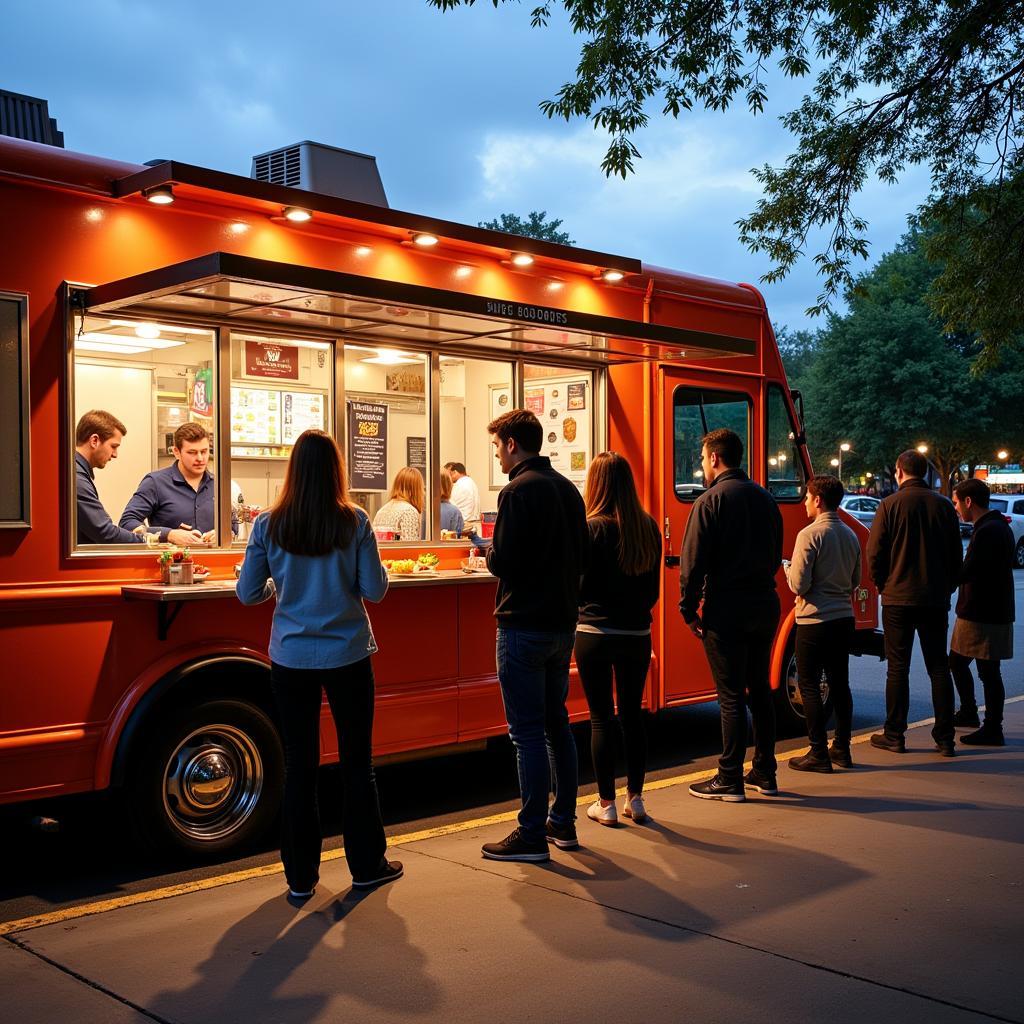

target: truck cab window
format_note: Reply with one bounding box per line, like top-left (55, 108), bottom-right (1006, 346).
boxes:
top-left (766, 384), bottom-right (805, 500)
top-left (673, 386), bottom-right (750, 500)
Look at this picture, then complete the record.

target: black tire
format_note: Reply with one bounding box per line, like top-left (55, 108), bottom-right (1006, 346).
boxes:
top-left (773, 637), bottom-right (834, 737)
top-left (1014, 539), bottom-right (1024, 570)
top-left (128, 698), bottom-right (283, 857)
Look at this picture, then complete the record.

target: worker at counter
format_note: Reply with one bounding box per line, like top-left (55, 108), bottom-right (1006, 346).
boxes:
top-left (120, 422), bottom-right (217, 546)
top-left (75, 409), bottom-right (146, 545)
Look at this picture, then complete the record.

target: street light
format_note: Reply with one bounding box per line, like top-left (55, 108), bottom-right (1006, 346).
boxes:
top-left (997, 449), bottom-right (1009, 461)
top-left (916, 443), bottom-right (929, 454)
top-left (835, 441), bottom-right (853, 479)
top-left (830, 457), bottom-right (840, 468)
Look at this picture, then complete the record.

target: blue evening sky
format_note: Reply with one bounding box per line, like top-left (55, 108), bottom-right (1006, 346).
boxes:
top-left (5, 1), bottom-right (930, 331)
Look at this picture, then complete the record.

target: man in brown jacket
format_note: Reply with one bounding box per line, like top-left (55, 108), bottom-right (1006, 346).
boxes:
top-left (867, 450), bottom-right (963, 756)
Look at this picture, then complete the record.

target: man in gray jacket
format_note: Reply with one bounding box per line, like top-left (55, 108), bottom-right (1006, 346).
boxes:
top-left (867, 450), bottom-right (962, 756)
top-left (785, 475), bottom-right (862, 771)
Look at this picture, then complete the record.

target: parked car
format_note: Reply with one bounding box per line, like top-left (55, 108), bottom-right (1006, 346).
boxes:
top-left (987, 496), bottom-right (1024, 568)
top-left (839, 494), bottom-right (881, 526)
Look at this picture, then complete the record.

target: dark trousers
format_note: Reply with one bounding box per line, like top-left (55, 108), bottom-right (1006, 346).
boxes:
top-left (703, 604), bottom-right (780, 782)
top-left (881, 605), bottom-right (955, 744)
top-left (950, 650), bottom-right (1005, 727)
top-left (574, 631), bottom-right (651, 800)
top-left (795, 617), bottom-right (854, 755)
top-left (270, 658), bottom-right (386, 891)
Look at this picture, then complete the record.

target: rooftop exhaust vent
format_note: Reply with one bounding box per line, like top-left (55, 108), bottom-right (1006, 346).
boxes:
top-left (0, 89), bottom-right (64, 147)
top-left (251, 141), bottom-right (388, 207)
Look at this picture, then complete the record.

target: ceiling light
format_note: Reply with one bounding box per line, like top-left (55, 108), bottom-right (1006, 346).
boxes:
top-left (283, 206), bottom-right (312, 223)
top-left (144, 185), bottom-right (174, 205)
top-left (108, 320), bottom-right (206, 336)
top-left (546, 281), bottom-right (564, 292)
top-left (601, 269), bottom-right (625, 283)
top-left (134, 323), bottom-right (161, 339)
top-left (511, 253), bottom-right (534, 267)
top-left (360, 350), bottom-right (421, 366)
top-left (75, 339), bottom-right (150, 355)
top-left (229, 221), bottom-right (250, 234)
top-left (412, 232), bottom-right (439, 247)
top-left (355, 246), bottom-right (373, 257)
top-left (455, 266), bottom-right (473, 278)
top-left (78, 332), bottom-right (185, 351)
top-left (85, 208), bottom-right (104, 223)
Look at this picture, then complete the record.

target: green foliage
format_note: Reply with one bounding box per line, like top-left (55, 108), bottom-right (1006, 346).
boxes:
top-left (430, 0), bottom-right (1024, 360)
top-left (774, 325), bottom-right (819, 390)
top-left (477, 210), bottom-right (575, 245)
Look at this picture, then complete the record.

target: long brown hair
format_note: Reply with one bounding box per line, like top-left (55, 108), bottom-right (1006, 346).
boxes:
top-left (389, 466), bottom-right (425, 513)
top-left (584, 451), bottom-right (661, 575)
top-left (440, 466), bottom-right (454, 503)
top-left (267, 430), bottom-right (359, 555)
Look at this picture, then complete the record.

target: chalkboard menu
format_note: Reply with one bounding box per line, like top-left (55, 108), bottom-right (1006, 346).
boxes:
top-left (406, 436), bottom-right (427, 478)
top-left (0, 293), bottom-right (30, 527)
top-left (348, 401), bottom-right (388, 490)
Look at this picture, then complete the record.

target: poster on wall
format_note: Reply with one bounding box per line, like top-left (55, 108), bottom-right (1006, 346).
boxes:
top-left (190, 368), bottom-right (214, 419)
top-left (347, 401), bottom-right (388, 490)
top-left (281, 391), bottom-right (326, 445)
top-left (230, 387), bottom-right (281, 445)
top-left (525, 388), bottom-right (545, 415)
top-left (385, 368), bottom-right (424, 394)
top-left (244, 340), bottom-right (299, 380)
top-left (488, 384), bottom-right (513, 489)
top-left (407, 436), bottom-right (427, 479)
top-left (534, 374), bottom-right (592, 490)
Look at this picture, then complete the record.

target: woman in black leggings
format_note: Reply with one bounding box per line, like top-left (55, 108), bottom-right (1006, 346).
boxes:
top-left (575, 452), bottom-right (661, 826)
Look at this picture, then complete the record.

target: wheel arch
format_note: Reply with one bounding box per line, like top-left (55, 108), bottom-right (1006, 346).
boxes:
top-left (770, 608), bottom-right (797, 691)
top-left (96, 644), bottom-right (274, 791)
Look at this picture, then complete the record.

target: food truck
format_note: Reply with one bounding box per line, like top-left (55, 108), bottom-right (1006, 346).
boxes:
top-left (0, 135), bottom-right (881, 854)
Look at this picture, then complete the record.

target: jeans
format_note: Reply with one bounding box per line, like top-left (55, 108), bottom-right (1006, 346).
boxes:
top-left (270, 658), bottom-right (386, 891)
top-left (881, 605), bottom-right (955, 744)
top-left (574, 632), bottom-right (651, 801)
top-left (496, 628), bottom-right (578, 841)
top-left (950, 650), bottom-right (1005, 727)
top-left (702, 603), bottom-right (780, 783)
top-left (795, 617), bottom-right (855, 755)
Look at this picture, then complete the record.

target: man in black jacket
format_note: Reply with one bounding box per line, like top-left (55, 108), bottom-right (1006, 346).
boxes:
top-left (680, 428), bottom-right (784, 801)
top-left (481, 409), bottom-right (589, 861)
top-left (867, 449), bottom-right (963, 756)
top-left (949, 478), bottom-right (1014, 745)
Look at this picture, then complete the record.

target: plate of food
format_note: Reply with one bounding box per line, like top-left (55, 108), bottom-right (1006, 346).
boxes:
top-left (192, 563), bottom-right (211, 582)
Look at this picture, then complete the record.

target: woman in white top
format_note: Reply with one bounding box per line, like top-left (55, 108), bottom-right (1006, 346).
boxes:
top-left (372, 466), bottom-right (424, 541)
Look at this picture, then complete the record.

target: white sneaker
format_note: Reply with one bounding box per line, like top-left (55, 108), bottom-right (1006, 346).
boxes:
top-left (586, 799), bottom-right (618, 826)
top-left (623, 794), bottom-right (648, 823)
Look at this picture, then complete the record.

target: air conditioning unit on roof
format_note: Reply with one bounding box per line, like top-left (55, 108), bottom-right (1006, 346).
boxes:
top-left (251, 141), bottom-right (388, 207)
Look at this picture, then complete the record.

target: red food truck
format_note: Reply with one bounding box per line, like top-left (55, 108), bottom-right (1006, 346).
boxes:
top-left (0, 136), bottom-right (881, 854)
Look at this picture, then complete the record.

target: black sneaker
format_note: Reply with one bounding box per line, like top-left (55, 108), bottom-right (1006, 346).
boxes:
top-left (789, 752), bottom-right (833, 773)
top-left (481, 827), bottom-right (550, 862)
top-left (352, 860), bottom-right (404, 889)
top-left (870, 733), bottom-right (906, 753)
top-left (545, 819), bottom-right (579, 849)
top-left (934, 742), bottom-right (956, 758)
top-left (960, 725), bottom-right (1005, 746)
top-left (743, 768), bottom-right (779, 794)
top-left (689, 775), bottom-right (746, 802)
top-left (828, 742), bottom-right (853, 769)
top-left (953, 707), bottom-right (981, 729)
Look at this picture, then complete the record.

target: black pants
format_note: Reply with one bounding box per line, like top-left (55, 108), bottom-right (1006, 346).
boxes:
top-left (881, 605), bottom-right (955, 744)
top-left (949, 650), bottom-right (1005, 727)
top-left (703, 604), bottom-right (780, 783)
top-left (795, 617), bottom-right (854, 755)
top-left (574, 631), bottom-right (651, 800)
top-left (270, 658), bottom-right (386, 891)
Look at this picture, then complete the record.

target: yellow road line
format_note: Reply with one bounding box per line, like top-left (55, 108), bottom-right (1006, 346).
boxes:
top-left (3, 695), bottom-right (1020, 938)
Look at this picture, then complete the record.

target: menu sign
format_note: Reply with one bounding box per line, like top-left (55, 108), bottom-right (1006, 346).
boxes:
top-left (245, 340), bottom-right (299, 380)
top-left (348, 401), bottom-right (388, 490)
top-left (533, 373), bottom-right (592, 489)
top-left (231, 387), bottom-right (281, 445)
top-left (407, 436), bottom-right (427, 478)
top-left (282, 391), bottom-right (326, 445)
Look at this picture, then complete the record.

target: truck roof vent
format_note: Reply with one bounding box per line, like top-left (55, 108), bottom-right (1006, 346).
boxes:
top-left (251, 141), bottom-right (388, 207)
top-left (0, 89), bottom-right (64, 148)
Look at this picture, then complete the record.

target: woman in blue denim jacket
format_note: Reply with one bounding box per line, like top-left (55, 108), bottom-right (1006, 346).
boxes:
top-left (237, 429), bottom-right (400, 899)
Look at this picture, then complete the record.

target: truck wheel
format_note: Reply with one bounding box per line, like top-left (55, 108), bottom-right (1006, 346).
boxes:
top-left (129, 699), bottom-right (283, 857)
top-left (773, 641), bottom-right (834, 737)
top-left (1014, 540), bottom-right (1024, 569)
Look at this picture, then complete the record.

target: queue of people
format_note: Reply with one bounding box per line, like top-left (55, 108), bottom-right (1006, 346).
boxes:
top-left (229, 411), bottom-right (1013, 892)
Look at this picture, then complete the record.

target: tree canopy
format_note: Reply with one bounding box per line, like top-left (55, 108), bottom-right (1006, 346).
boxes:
top-left (478, 210), bottom-right (575, 245)
top-left (431, 0), bottom-right (1024, 359)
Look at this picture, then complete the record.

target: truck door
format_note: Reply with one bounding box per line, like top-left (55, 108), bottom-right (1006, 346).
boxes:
top-left (659, 370), bottom-right (759, 704)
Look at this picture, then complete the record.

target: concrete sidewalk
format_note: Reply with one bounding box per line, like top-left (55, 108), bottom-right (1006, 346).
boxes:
top-left (4, 704), bottom-right (1022, 1024)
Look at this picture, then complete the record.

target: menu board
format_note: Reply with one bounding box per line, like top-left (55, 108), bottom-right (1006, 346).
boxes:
top-left (282, 390), bottom-right (326, 445)
top-left (347, 401), bottom-right (388, 490)
top-left (534, 374), bottom-right (592, 489)
top-left (231, 387), bottom-right (281, 445)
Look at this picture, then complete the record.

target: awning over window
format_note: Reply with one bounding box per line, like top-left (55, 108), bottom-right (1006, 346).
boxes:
top-left (76, 252), bottom-right (757, 364)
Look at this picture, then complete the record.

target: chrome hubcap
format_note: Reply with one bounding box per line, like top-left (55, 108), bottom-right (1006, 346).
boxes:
top-left (785, 652), bottom-right (830, 718)
top-left (163, 725), bottom-right (264, 841)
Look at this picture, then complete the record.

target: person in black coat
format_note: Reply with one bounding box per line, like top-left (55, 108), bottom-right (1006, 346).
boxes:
top-left (576, 452), bottom-right (661, 827)
top-left (950, 478), bottom-right (1015, 745)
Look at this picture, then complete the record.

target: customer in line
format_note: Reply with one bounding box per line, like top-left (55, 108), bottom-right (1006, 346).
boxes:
top-left (482, 409), bottom-right (589, 862)
top-left (237, 429), bottom-right (399, 899)
top-left (867, 449), bottom-right (962, 757)
top-left (373, 466), bottom-right (425, 541)
top-left (950, 478), bottom-right (1013, 746)
top-left (784, 475), bottom-right (862, 772)
top-left (439, 467), bottom-right (465, 536)
top-left (576, 452), bottom-right (661, 826)
top-left (680, 428), bottom-right (783, 802)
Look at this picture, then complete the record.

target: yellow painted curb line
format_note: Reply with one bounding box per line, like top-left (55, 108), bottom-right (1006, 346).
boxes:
top-left (3, 695), bottom-right (1020, 938)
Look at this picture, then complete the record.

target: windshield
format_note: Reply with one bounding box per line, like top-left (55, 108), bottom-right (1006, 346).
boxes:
top-left (989, 498), bottom-right (1008, 512)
